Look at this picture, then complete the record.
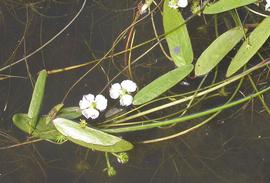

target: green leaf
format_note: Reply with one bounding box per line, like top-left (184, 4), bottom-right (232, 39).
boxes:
top-left (163, 0), bottom-right (193, 66)
top-left (195, 27), bottom-right (244, 76)
top-left (203, 0), bottom-right (257, 14)
top-left (133, 64), bottom-right (194, 105)
top-left (45, 103), bottom-right (64, 125)
top-left (33, 115), bottom-right (65, 143)
top-left (53, 118), bottom-right (133, 152)
top-left (12, 113), bottom-right (64, 143)
top-left (13, 113), bottom-right (33, 134)
top-left (226, 17), bottom-right (270, 77)
top-left (57, 107), bottom-right (82, 119)
top-left (27, 70), bottom-right (47, 133)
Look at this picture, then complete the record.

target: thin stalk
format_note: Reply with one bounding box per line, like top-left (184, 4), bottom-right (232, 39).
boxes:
top-left (140, 71), bottom-right (244, 143)
top-left (0, 0), bottom-right (87, 72)
top-left (103, 61), bottom-right (270, 124)
top-left (247, 74), bottom-right (270, 115)
top-left (101, 84), bottom-right (270, 133)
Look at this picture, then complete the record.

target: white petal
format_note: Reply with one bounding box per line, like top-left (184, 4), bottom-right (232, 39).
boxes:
top-left (82, 108), bottom-right (99, 119)
top-left (177, 0), bottom-right (188, 8)
top-left (109, 83), bottom-right (121, 99)
top-left (121, 80), bottom-right (137, 93)
top-left (168, 1), bottom-right (178, 9)
top-left (83, 94), bottom-right (95, 103)
top-left (120, 94), bottom-right (133, 106)
top-left (79, 99), bottom-right (90, 110)
top-left (140, 4), bottom-right (148, 14)
top-left (266, 2), bottom-right (270, 11)
top-left (95, 94), bottom-right (108, 111)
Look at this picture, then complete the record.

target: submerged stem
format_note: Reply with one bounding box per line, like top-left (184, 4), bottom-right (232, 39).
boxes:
top-left (101, 84), bottom-right (270, 133)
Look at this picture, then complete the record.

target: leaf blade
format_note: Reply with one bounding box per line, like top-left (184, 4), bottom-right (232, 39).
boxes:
top-left (53, 118), bottom-right (133, 152)
top-left (203, 0), bottom-right (257, 14)
top-left (12, 113), bottom-right (33, 134)
top-left (33, 116), bottom-right (64, 143)
top-left (57, 107), bottom-right (82, 119)
top-left (12, 113), bottom-right (64, 143)
top-left (133, 64), bottom-right (194, 105)
top-left (163, 0), bottom-right (193, 66)
top-left (226, 17), bottom-right (270, 77)
top-left (27, 70), bottom-right (47, 132)
top-left (195, 27), bottom-right (244, 76)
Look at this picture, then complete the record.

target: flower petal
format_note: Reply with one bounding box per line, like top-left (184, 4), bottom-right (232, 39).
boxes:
top-left (109, 83), bottom-right (121, 99)
top-left (84, 94), bottom-right (95, 103)
top-left (82, 108), bottom-right (99, 119)
top-left (266, 2), bottom-right (270, 11)
top-left (95, 94), bottom-right (108, 111)
top-left (120, 94), bottom-right (133, 106)
top-left (177, 0), bottom-right (188, 8)
top-left (121, 80), bottom-right (137, 93)
top-left (79, 99), bottom-right (91, 110)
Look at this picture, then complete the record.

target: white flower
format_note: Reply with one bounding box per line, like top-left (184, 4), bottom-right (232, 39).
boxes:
top-left (168, 0), bottom-right (188, 9)
top-left (120, 94), bottom-right (133, 106)
top-left (95, 95), bottom-right (107, 111)
top-left (109, 80), bottom-right (137, 106)
top-left (82, 108), bottom-right (99, 119)
top-left (266, 0), bottom-right (270, 11)
top-left (79, 94), bottom-right (107, 119)
top-left (121, 80), bottom-right (137, 92)
top-left (178, 0), bottom-right (188, 8)
top-left (109, 83), bottom-right (121, 99)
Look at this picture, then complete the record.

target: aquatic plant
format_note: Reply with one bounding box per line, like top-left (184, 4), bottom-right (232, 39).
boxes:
top-left (1, 0), bottom-right (270, 178)
top-left (109, 80), bottom-right (137, 106)
top-left (79, 94), bottom-right (107, 119)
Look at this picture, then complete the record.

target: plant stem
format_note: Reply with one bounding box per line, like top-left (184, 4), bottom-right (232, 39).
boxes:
top-left (101, 84), bottom-right (270, 133)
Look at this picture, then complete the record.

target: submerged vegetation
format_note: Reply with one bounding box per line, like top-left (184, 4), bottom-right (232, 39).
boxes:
top-left (1, 0), bottom-right (270, 181)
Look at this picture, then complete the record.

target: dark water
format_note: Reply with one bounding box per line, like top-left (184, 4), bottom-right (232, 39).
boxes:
top-left (1, 1), bottom-right (270, 183)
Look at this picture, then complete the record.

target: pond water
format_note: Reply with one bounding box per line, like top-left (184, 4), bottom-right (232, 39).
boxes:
top-left (1, 1), bottom-right (270, 183)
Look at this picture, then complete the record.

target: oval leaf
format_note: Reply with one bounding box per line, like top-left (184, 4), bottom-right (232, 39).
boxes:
top-left (45, 103), bottom-right (64, 125)
top-left (57, 107), bottom-right (82, 119)
top-left (12, 113), bottom-right (62, 143)
top-left (133, 64), bottom-right (194, 105)
top-left (53, 118), bottom-right (133, 152)
top-left (12, 113), bottom-right (64, 143)
top-left (226, 17), bottom-right (270, 77)
top-left (13, 113), bottom-right (33, 134)
top-left (203, 0), bottom-right (257, 14)
top-left (195, 27), bottom-right (244, 76)
top-left (163, 0), bottom-right (193, 66)
top-left (27, 70), bottom-right (47, 132)
top-left (33, 115), bottom-right (64, 143)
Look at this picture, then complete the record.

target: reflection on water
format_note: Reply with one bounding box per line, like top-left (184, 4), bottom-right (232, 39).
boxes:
top-left (1, 1), bottom-right (270, 183)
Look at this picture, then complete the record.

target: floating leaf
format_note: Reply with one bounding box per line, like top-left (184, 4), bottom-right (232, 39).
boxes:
top-left (163, 0), bottom-right (193, 66)
top-left (203, 0), bottom-right (257, 14)
top-left (53, 118), bottom-right (133, 152)
top-left (12, 113), bottom-right (63, 143)
top-left (226, 17), bottom-right (270, 77)
top-left (13, 113), bottom-right (33, 134)
top-left (57, 107), bottom-right (82, 119)
top-left (195, 27), bottom-right (244, 76)
top-left (33, 115), bottom-right (65, 143)
top-left (133, 64), bottom-right (194, 105)
top-left (45, 103), bottom-right (64, 125)
top-left (27, 70), bottom-right (47, 133)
